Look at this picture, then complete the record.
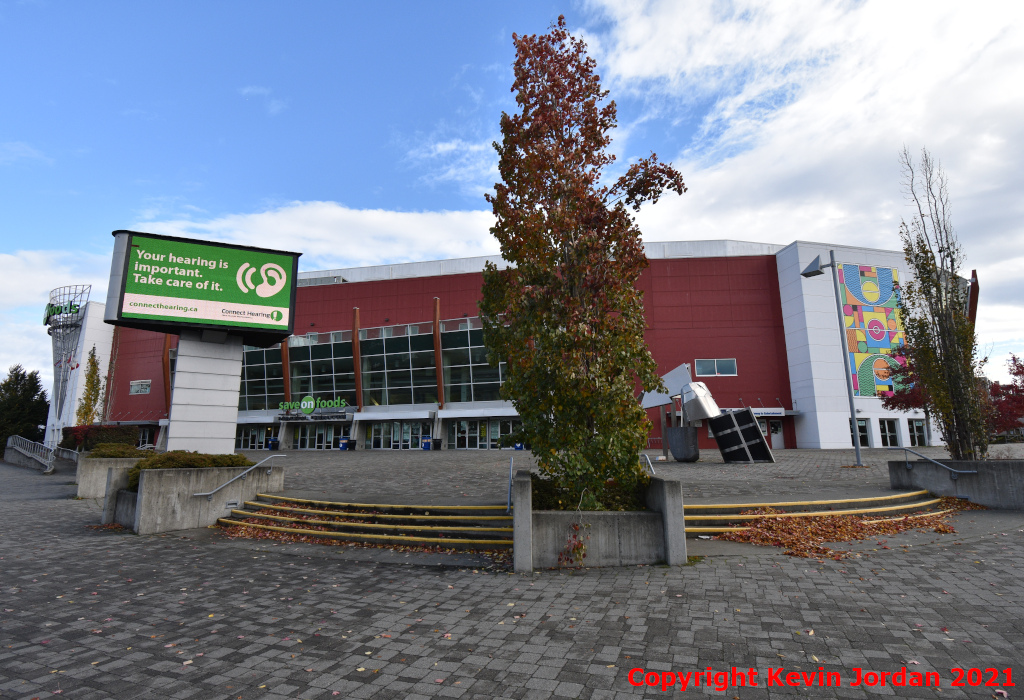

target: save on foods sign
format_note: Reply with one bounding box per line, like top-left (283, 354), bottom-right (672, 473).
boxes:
top-left (104, 230), bottom-right (300, 345)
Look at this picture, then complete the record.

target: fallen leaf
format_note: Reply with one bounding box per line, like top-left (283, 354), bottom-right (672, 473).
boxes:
top-left (183, 660), bottom-right (193, 666)
top-left (356, 667), bottom-right (365, 672)
top-left (907, 660), bottom-right (920, 665)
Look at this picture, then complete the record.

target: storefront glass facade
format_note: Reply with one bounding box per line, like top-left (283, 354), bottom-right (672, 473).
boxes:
top-left (239, 345), bottom-right (285, 411)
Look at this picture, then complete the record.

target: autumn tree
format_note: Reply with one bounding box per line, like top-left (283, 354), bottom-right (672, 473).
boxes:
top-left (897, 147), bottom-right (987, 459)
top-left (989, 355), bottom-right (1024, 436)
top-left (75, 346), bottom-right (104, 425)
top-left (0, 364), bottom-right (49, 446)
top-left (480, 17), bottom-right (686, 509)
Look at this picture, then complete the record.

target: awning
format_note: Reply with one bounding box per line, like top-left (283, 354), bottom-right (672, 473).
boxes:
top-left (352, 410), bottom-right (433, 422)
top-left (437, 406), bottom-right (519, 419)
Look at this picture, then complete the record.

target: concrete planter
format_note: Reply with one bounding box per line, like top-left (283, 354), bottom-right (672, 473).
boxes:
top-left (889, 459), bottom-right (1024, 510)
top-left (76, 458), bottom-right (142, 499)
top-left (512, 472), bottom-right (686, 572)
top-left (102, 465), bottom-right (285, 535)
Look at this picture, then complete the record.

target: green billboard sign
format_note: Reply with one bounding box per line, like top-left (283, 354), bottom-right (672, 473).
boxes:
top-left (105, 230), bottom-right (301, 345)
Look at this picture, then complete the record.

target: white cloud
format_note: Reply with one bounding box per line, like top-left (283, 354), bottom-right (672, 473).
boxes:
top-left (407, 135), bottom-right (498, 198)
top-left (0, 141), bottom-right (51, 165)
top-left (238, 85), bottom-right (288, 115)
top-left (239, 85), bottom-right (272, 97)
top-left (578, 0), bottom-right (1024, 368)
top-left (136, 201), bottom-right (498, 272)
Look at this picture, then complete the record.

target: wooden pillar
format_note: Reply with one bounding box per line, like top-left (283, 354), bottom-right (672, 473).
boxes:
top-left (433, 297), bottom-right (445, 409)
top-left (352, 307), bottom-right (363, 410)
top-left (280, 340), bottom-right (291, 403)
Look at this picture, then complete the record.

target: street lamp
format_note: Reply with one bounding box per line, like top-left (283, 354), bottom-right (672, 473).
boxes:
top-left (801, 250), bottom-right (864, 467)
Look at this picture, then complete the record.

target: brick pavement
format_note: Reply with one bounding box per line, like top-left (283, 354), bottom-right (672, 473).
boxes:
top-left (2, 452), bottom-right (1024, 699)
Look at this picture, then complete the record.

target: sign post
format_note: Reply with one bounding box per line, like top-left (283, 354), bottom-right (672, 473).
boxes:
top-left (105, 231), bottom-right (300, 454)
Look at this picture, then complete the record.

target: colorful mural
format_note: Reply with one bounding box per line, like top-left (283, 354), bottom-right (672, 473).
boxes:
top-left (838, 264), bottom-right (906, 397)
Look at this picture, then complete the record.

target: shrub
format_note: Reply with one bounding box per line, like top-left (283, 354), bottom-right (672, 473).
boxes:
top-left (61, 425), bottom-right (139, 451)
top-left (86, 443), bottom-right (152, 459)
top-left (531, 473), bottom-right (648, 511)
top-left (127, 451), bottom-right (254, 491)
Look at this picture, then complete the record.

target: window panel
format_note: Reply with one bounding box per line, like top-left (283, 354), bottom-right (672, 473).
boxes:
top-left (311, 343), bottom-right (332, 360)
top-left (335, 375), bottom-right (356, 392)
top-left (441, 330), bottom-right (468, 349)
top-left (312, 359), bottom-right (334, 376)
top-left (264, 348), bottom-right (282, 364)
top-left (386, 353), bottom-right (411, 370)
top-left (470, 346), bottom-right (489, 364)
top-left (244, 364), bottom-right (265, 380)
top-left (244, 350), bottom-right (265, 365)
top-left (266, 379), bottom-right (284, 394)
top-left (248, 395), bottom-right (268, 411)
top-left (364, 372), bottom-right (386, 389)
top-left (469, 329), bottom-right (484, 347)
top-left (245, 379), bottom-right (266, 396)
top-left (472, 365), bottom-right (499, 383)
top-left (412, 369), bottom-right (436, 386)
top-left (384, 336), bottom-right (410, 354)
top-left (360, 338), bottom-right (384, 356)
top-left (332, 342), bottom-right (352, 358)
top-left (413, 386), bottom-right (438, 404)
top-left (265, 363), bottom-right (283, 379)
top-left (716, 358), bottom-right (737, 375)
top-left (444, 366), bottom-right (472, 385)
top-left (387, 387), bottom-right (413, 405)
top-left (409, 334), bottom-right (434, 352)
top-left (363, 389), bottom-right (385, 406)
top-left (361, 355), bottom-right (386, 372)
top-left (473, 383), bottom-right (501, 401)
top-left (313, 376), bottom-right (334, 393)
top-left (445, 384), bottom-right (473, 403)
top-left (694, 359), bottom-right (716, 376)
top-left (386, 370), bottom-right (412, 387)
top-left (333, 357), bottom-right (354, 374)
top-left (267, 394), bottom-right (284, 408)
top-left (290, 346), bottom-right (310, 361)
top-left (290, 360), bottom-right (311, 378)
top-left (442, 348), bottom-right (470, 367)
top-left (291, 377), bottom-right (311, 394)
top-left (411, 351), bottom-right (435, 369)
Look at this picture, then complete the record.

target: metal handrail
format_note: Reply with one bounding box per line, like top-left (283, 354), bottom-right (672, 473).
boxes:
top-left (506, 456), bottom-right (514, 513)
top-left (887, 446), bottom-right (978, 481)
top-left (193, 454), bottom-right (284, 501)
top-left (6, 435), bottom-right (56, 473)
top-left (640, 453), bottom-right (656, 476)
top-left (54, 446), bottom-right (79, 464)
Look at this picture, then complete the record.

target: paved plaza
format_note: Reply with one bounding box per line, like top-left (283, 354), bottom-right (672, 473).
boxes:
top-left (1, 446), bottom-right (1023, 699)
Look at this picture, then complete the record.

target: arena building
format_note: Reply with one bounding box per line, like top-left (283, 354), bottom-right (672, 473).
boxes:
top-left (50, 238), bottom-right (951, 453)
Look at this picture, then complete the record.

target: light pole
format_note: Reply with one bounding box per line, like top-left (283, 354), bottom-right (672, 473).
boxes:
top-left (801, 250), bottom-right (864, 467)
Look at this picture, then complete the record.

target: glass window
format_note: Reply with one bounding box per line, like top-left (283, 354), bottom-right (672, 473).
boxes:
top-left (333, 357), bottom-right (354, 374)
top-left (880, 419), bottom-right (899, 447)
top-left (413, 386), bottom-right (438, 404)
top-left (694, 358), bottom-right (738, 376)
top-left (290, 360), bottom-right (311, 378)
top-left (332, 342), bottom-right (352, 358)
top-left (312, 359), bottom-right (333, 376)
top-left (444, 366), bottom-right (472, 385)
top-left (265, 363), bottom-right (283, 379)
top-left (387, 387), bottom-right (413, 405)
top-left (469, 329), bottom-right (484, 347)
top-left (473, 383), bottom-right (501, 401)
top-left (364, 372), bottom-right (386, 389)
top-left (245, 380), bottom-right (266, 396)
top-left (335, 375), bottom-right (356, 392)
top-left (244, 364), bottom-right (265, 381)
top-left (291, 377), bottom-right (311, 394)
top-left (290, 345), bottom-right (310, 361)
top-left (472, 365), bottom-right (500, 383)
top-left (359, 338), bottom-right (384, 356)
top-left (445, 384), bottom-right (473, 403)
top-left (384, 336), bottom-right (410, 354)
top-left (244, 349), bottom-right (265, 365)
top-left (470, 347), bottom-right (489, 364)
top-left (266, 379), bottom-right (284, 394)
top-left (313, 376), bottom-right (334, 393)
top-left (441, 330), bottom-right (468, 349)
top-left (412, 369), bottom-right (437, 386)
top-left (386, 353), bottom-right (411, 370)
top-left (364, 389), bottom-right (385, 406)
top-left (411, 351), bottom-right (436, 369)
top-left (311, 343), bottom-right (332, 360)
top-left (264, 348), bottom-right (282, 364)
top-left (410, 334), bottom-right (434, 352)
top-left (442, 348), bottom-right (471, 367)
top-left (361, 355), bottom-right (386, 372)
top-left (386, 370), bottom-right (412, 387)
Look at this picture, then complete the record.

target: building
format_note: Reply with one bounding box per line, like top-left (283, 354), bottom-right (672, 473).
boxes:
top-left (75, 238), bottom-right (944, 452)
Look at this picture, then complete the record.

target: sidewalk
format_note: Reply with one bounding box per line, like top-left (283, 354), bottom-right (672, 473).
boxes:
top-left (1, 450), bottom-right (1022, 699)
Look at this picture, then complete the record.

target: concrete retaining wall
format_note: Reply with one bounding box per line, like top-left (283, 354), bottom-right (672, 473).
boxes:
top-left (76, 458), bottom-right (141, 499)
top-left (889, 460), bottom-right (1024, 510)
top-left (114, 490), bottom-right (137, 528)
top-left (513, 471), bottom-right (687, 571)
top-left (128, 465), bottom-right (285, 535)
top-left (2, 447), bottom-right (48, 472)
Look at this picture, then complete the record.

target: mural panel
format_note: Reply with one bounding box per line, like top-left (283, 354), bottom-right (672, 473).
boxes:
top-left (838, 264), bottom-right (906, 397)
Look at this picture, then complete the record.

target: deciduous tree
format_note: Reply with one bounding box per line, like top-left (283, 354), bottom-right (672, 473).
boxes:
top-left (75, 346), bottom-right (104, 425)
top-left (989, 355), bottom-right (1024, 436)
top-left (480, 17), bottom-right (686, 509)
top-left (897, 147), bottom-right (987, 459)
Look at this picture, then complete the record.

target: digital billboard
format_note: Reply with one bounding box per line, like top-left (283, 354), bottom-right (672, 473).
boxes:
top-left (104, 230), bottom-right (301, 346)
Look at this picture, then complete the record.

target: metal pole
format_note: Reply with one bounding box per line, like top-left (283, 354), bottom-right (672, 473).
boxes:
top-left (829, 250), bottom-right (863, 466)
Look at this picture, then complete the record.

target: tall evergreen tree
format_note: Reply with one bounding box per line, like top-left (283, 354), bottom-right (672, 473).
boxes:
top-left (0, 364), bottom-right (49, 446)
top-left (480, 17), bottom-right (686, 509)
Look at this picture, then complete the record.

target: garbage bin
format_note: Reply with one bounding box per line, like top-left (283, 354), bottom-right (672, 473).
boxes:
top-left (268, 438), bottom-right (280, 451)
top-left (346, 438), bottom-right (356, 451)
top-left (431, 438), bottom-right (442, 451)
top-left (337, 440), bottom-right (348, 451)
top-left (421, 435), bottom-right (431, 450)
top-left (514, 442), bottom-right (524, 450)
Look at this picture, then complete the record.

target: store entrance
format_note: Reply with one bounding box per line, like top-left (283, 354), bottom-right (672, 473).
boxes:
top-left (292, 423), bottom-right (349, 449)
top-left (447, 419), bottom-right (517, 449)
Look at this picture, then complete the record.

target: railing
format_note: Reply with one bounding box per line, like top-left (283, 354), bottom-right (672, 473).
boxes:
top-left (887, 447), bottom-right (978, 481)
top-left (193, 455), bottom-right (284, 501)
top-left (6, 435), bottom-right (56, 473)
top-left (506, 456), bottom-right (514, 513)
top-left (54, 446), bottom-right (80, 464)
top-left (640, 453), bottom-right (656, 476)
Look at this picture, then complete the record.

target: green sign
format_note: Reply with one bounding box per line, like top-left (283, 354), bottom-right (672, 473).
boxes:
top-left (112, 231), bottom-right (299, 335)
top-left (278, 396), bottom-right (347, 413)
top-left (43, 301), bottom-right (81, 325)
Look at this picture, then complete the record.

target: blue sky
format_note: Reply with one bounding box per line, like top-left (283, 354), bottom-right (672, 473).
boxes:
top-left (2, 0), bottom-right (1023, 385)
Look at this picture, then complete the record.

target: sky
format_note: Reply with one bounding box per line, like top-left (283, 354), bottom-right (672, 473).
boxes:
top-left (2, 0), bottom-right (1022, 388)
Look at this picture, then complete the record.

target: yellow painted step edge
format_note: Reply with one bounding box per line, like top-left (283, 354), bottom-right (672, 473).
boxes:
top-left (218, 518), bottom-right (512, 546)
top-left (686, 508), bottom-right (954, 535)
top-left (256, 493), bottom-right (508, 511)
top-left (247, 501), bottom-right (512, 521)
top-left (684, 499), bottom-right (942, 521)
top-left (684, 490), bottom-right (930, 511)
top-left (688, 526), bottom-right (748, 533)
top-left (234, 510), bottom-right (513, 533)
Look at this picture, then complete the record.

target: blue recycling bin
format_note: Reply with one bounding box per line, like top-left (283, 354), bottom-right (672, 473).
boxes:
top-left (421, 435), bottom-right (431, 450)
top-left (338, 440), bottom-right (348, 451)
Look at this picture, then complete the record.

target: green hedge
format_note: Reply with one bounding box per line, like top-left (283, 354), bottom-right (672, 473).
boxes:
top-left (127, 451), bottom-right (254, 491)
top-left (530, 473), bottom-right (649, 511)
top-left (86, 443), bottom-right (152, 459)
top-left (60, 425), bottom-right (140, 451)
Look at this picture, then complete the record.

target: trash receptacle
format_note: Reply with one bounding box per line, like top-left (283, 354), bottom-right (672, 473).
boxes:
top-left (431, 438), bottom-right (442, 451)
top-left (421, 435), bottom-right (431, 450)
top-left (514, 442), bottom-right (524, 450)
top-left (337, 440), bottom-right (348, 451)
top-left (268, 438), bottom-right (280, 451)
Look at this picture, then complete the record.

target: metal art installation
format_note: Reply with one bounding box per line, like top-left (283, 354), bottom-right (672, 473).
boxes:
top-left (45, 285), bottom-right (91, 425)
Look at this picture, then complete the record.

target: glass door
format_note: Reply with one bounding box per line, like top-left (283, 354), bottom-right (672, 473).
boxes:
top-left (489, 420), bottom-right (501, 449)
top-left (909, 419), bottom-right (927, 446)
top-left (880, 419), bottom-right (899, 447)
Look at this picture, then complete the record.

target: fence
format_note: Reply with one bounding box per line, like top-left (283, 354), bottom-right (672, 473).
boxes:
top-left (6, 435), bottom-right (55, 472)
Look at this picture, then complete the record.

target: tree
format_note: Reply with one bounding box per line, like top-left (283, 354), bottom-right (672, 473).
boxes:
top-left (989, 355), bottom-right (1024, 436)
top-left (479, 17), bottom-right (686, 509)
top-left (75, 346), bottom-right (104, 425)
top-left (897, 147), bottom-right (987, 459)
top-left (0, 364), bottom-right (49, 446)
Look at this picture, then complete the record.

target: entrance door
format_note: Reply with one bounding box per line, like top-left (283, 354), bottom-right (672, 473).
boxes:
top-left (909, 419), bottom-right (927, 446)
top-left (880, 419), bottom-right (899, 447)
top-left (489, 420), bottom-right (501, 449)
top-left (768, 420), bottom-right (784, 450)
top-left (851, 418), bottom-right (869, 447)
